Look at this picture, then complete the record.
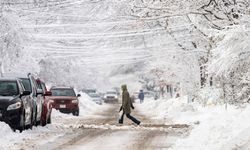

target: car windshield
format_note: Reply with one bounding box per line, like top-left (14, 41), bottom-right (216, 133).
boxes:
top-left (21, 78), bottom-right (32, 92)
top-left (0, 81), bottom-right (19, 96)
top-left (85, 89), bottom-right (96, 93)
top-left (107, 91), bottom-right (116, 95)
top-left (89, 93), bottom-right (100, 98)
top-left (51, 89), bottom-right (76, 97)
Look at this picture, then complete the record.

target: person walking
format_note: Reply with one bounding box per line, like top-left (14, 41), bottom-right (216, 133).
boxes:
top-left (138, 90), bottom-right (144, 104)
top-left (118, 84), bottom-right (140, 125)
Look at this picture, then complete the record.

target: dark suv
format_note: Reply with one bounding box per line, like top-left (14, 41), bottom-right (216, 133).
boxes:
top-left (50, 87), bottom-right (80, 116)
top-left (0, 78), bottom-right (33, 132)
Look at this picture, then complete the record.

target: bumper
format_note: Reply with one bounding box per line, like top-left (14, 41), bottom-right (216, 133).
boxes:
top-left (0, 108), bottom-right (22, 128)
top-left (52, 103), bottom-right (79, 112)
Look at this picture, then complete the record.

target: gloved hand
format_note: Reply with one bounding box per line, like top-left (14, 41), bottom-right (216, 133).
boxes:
top-left (131, 106), bottom-right (135, 109)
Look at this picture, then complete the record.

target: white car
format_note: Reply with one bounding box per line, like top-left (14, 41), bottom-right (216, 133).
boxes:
top-left (88, 93), bottom-right (102, 105)
top-left (103, 91), bottom-right (118, 103)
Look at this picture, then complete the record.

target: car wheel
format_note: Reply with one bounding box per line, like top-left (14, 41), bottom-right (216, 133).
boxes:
top-left (36, 120), bottom-right (41, 126)
top-left (18, 110), bottom-right (25, 133)
top-left (72, 109), bottom-right (79, 116)
top-left (26, 115), bottom-right (33, 130)
top-left (28, 109), bottom-right (33, 130)
top-left (41, 117), bottom-right (47, 126)
top-left (47, 115), bottom-right (51, 124)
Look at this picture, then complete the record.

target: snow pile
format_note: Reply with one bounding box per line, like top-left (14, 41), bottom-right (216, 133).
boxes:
top-left (78, 92), bottom-right (106, 116)
top-left (138, 96), bottom-right (250, 150)
top-left (137, 97), bottom-right (197, 124)
top-left (0, 122), bottom-right (67, 150)
top-left (195, 86), bottom-right (224, 106)
top-left (172, 105), bottom-right (250, 150)
top-left (0, 122), bottom-right (13, 134)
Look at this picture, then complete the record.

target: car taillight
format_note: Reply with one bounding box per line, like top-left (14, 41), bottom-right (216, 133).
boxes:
top-left (72, 99), bottom-right (78, 104)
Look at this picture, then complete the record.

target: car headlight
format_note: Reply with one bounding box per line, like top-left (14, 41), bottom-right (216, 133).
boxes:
top-left (72, 99), bottom-right (78, 104)
top-left (114, 95), bottom-right (118, 99)
top-left (7, 102), bottom-right (22, 111)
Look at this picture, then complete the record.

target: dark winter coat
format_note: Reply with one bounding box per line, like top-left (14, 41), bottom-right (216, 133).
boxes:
top-left (121, 85), bottom-right (132, 114)
top-left (138, 92), bottom-right (144, 100)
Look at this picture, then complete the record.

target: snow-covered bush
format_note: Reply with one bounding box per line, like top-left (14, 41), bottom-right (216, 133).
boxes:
top-left (195, 86), bottom-right (224, 106)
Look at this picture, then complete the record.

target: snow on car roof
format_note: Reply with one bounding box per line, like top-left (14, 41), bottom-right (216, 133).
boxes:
top-left (0, 77), bottom-right (19, 81)
top-left (1, 72), bottom-right (37, 79)
top-left (51, 86), bottom-right (74, 89)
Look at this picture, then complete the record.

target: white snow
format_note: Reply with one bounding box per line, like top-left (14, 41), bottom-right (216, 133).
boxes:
top-left (137, 97), bottom-right (250, 150)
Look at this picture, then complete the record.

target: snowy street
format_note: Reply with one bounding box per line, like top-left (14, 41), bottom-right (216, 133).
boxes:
top-left (1, 0), bottom-right (250, 150)
top-left (10, 102), bottom-right (189, 150)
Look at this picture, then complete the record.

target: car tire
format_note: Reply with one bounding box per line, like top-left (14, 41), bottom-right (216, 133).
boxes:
top-left (47, 115), bottom-right (51, 124)
top-left (18, 109), bottom-right (25, 133)
top-left (72, 109), bottom-right (79, 116)
top-left (34, 107), bottom-right (40, 126)
top-left (26, 115), bottom-right (33, 130)
top-left (36, 120), bottom-right (41, 126)
top-left (41, 118), bottom-right (47, 126)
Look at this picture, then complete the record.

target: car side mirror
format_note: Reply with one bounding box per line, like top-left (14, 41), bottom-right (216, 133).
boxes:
top-left (37, 89), bottom-right (43, 96)
top-left (21, 91), bottom-right (31, 97)
top-left (45, 91), bottom-right (52, 96)
top-left (77, 94), bottom-right (81, 97)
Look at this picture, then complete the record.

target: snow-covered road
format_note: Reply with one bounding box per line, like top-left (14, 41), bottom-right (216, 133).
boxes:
top-left (55, 104), bottom-right (189, 150)
top-left (13, 103), bottom-right (189, 150)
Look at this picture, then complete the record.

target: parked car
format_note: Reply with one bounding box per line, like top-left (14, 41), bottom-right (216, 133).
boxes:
top-left (88, 93), bottom-right (102, 105)
top-left (0, 78), bottom-right (33, 132)
top-left (20, 73), bottom-right (44, 126)
top-left (36, 79), bottom-right (52, 126)
top-left (103, 91), bottom-right (118, 103)
top-left (50, 87), bottom-right (81, 116)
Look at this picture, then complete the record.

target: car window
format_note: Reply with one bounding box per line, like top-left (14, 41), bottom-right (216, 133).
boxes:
top-left (51, 89), bottom-right (76, 97)
top-left (89, 93), bottom-right (100, 98)
top-left (41, 83), bottom-right (47, 93)
top-left (17, 80), bottom-right (25, 93)
top-left (0, 81), bottom-right (19, 96)
top-left (30, 76), bottom-right (38, 97)
top-left (21, 78), bottom-right (32, 92)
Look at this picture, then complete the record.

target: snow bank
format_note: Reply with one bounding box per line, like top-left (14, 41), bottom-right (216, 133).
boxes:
top-left (138, 96), bottom-right (250, 150)
top-left (137, 97), bottom-right (197, 124)
top-left (172, 105), bottom-right (250, 150)
top-left (78, 92), bottom-right (107, 116)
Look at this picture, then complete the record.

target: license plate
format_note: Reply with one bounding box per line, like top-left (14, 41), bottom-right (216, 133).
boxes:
top-left (59, 105), bottom-right (66, 108)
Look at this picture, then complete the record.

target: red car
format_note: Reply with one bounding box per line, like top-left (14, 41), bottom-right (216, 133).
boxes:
top-left (36, 79), bottom-right (53, 126)
top-left (50, 86), bottom-right (80, 116)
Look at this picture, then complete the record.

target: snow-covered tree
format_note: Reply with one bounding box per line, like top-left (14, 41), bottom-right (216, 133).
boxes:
top-left (0, 11), bottom-right (23, 75)
top-left (209, 27), bottom-right (250, 104)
